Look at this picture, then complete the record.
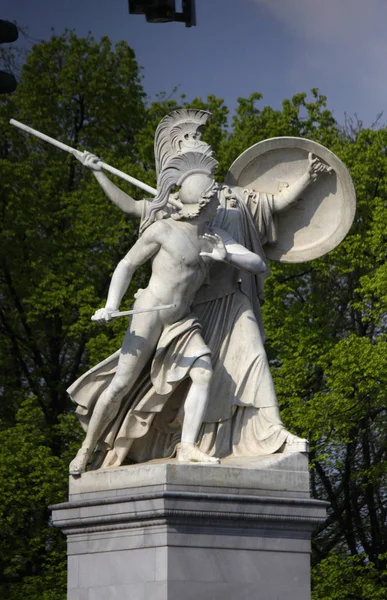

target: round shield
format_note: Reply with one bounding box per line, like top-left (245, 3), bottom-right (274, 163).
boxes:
top-left (225, 137), bottom-right (356, 263)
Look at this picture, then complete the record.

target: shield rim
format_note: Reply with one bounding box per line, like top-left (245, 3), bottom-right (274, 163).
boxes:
top-left (225, 136), bottom-right (356, 263)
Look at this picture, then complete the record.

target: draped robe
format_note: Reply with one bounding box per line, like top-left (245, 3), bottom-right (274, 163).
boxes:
top-left (68, 185), bottom-right (290, 467)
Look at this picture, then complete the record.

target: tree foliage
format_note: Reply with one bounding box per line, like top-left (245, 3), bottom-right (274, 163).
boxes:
top-left (260, 110), bottom-right (387, 598)
top-left (0, 31), bottom-right (150, 598)
top-left (0, 32), bottom-right (386, 599)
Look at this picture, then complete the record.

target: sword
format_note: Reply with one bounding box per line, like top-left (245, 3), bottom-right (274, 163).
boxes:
top-left (91, 303), bottom-right (176, 321)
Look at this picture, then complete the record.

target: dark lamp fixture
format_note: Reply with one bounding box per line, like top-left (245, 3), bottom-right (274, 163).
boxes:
top-left (0, 20), bottom-right (18, 94)
top-left (128, 0), bottom-right (196, 27)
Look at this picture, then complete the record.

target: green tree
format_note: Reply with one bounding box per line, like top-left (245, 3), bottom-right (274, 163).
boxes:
top-left (1, 30), bottom-right (387, 599)
top-left (214, 90), bottom-right (387, 596)
top-left (0, 31), bottom-right (150, 598)
top-left (250, 107), bottom-right (387, 597)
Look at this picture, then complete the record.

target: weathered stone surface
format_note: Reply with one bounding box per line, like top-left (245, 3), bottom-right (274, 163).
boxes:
top-left (225, 136), bottom-right (356, 262)
top-left (68, 453), bottom-right (310, 501)
top-left (66, 110), bottom-right (356, 474)
top-left (51, 456), bottom-right (327, 600)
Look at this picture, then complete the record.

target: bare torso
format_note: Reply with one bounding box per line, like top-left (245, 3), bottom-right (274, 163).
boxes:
top-left (133, 218), bottom-right (210, 324)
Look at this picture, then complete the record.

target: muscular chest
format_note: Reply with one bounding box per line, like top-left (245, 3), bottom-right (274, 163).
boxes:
top-left (162, 224), bottom-right (205, 269)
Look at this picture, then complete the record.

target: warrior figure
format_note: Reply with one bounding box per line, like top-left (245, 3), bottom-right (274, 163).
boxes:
top-left (70, 109), bottom-right (331, 469)
top-left (69, 150), bottom-right (267, 474)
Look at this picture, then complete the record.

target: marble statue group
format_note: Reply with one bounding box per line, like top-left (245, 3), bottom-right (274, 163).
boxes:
top-left (12, 109), bottom-right (356, 475)
top-left (65, 109), bottom-right (358, 475)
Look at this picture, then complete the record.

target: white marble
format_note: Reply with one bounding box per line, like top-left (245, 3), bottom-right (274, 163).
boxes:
top-left (226, 136), bottom-right (356, 262)
top-left (51, 457), bottom-right (328, 600)
top-left (69, 157), bottom-right (267, 475)
top-left (66, 109), bottom-right (355, 473)
top-left (68, 453), bottom-right (309, 499)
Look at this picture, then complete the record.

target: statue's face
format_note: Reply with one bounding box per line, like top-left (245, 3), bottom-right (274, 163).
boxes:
top-left (176, 175), bottom-right (219, 220)
top-left (179, 173), bottom-right (216, 205)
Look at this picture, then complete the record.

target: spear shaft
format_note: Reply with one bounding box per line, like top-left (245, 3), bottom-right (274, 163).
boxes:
top-left (9, 118), bottom-right (158, 196)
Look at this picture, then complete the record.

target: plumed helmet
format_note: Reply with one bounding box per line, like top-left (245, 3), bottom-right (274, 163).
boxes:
top-left (154, 109), bottom-right (213, 176)
top-left (141, 151), bottom-right (218, 232)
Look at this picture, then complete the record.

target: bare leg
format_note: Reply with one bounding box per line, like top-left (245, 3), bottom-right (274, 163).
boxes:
top-left (70, 312), bottom-right (163, 475)
top-left (178, 355), bottom-right (220, 464)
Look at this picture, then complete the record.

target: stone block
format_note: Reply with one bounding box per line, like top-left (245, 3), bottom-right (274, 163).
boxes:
top-left (51, 455), bottom-right (327, 600)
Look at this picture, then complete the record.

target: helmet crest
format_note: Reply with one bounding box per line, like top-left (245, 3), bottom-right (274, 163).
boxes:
top-left (154, 109), bottom-right (212, 176)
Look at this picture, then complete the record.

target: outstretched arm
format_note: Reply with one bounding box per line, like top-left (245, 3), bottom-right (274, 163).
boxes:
top-left (200, 232), bottom-right (267, 275)
top-left (272, 152), bottom-right (332, 213)
top-left (93, 226), bottom-right (161, 321)
top-left (79, 152), bottom-right (146, 218)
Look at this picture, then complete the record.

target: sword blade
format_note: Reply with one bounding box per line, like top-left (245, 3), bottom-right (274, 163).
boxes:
top-left (109, 304), bottom-right (176, 318)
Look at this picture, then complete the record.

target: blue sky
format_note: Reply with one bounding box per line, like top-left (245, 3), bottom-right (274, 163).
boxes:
top-left (3, 0), bottom-right (387, 127)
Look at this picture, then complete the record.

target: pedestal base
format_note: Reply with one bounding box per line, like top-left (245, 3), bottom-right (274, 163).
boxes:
top-left (51, 454), bottom-right (327, 600)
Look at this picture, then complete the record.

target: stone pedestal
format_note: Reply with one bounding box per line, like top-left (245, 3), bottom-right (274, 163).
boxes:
top-left (51, 453), bottom-right (327, 600)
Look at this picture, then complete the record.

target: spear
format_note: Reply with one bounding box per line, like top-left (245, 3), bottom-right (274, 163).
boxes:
top-left (9, 118), bottom-right (158, 197)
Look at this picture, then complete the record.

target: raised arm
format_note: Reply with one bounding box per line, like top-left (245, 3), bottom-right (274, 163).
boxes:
top-left (200, 230), bottom-right (267, 275)
top-left (80, 152), bottom-right (146, 218)
top-left (272, 152), bottom-right (332, 213)
top-left (79, 152), bottom-right (183, 218)
top-left (93, 226), bottom-right (161, 321)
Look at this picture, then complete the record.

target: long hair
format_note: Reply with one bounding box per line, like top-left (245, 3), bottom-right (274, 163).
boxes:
top-left (140, 152), bottom-right (218, 233)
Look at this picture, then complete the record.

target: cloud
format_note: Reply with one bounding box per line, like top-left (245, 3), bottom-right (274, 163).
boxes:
top-left (251, 0), bottom-right (383, 45)
top-left (250, 0), bottom-right (387, 120)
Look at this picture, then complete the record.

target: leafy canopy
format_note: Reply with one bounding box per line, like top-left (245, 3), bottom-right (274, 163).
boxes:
top-left (0, 31), bottom-right (386, 599)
